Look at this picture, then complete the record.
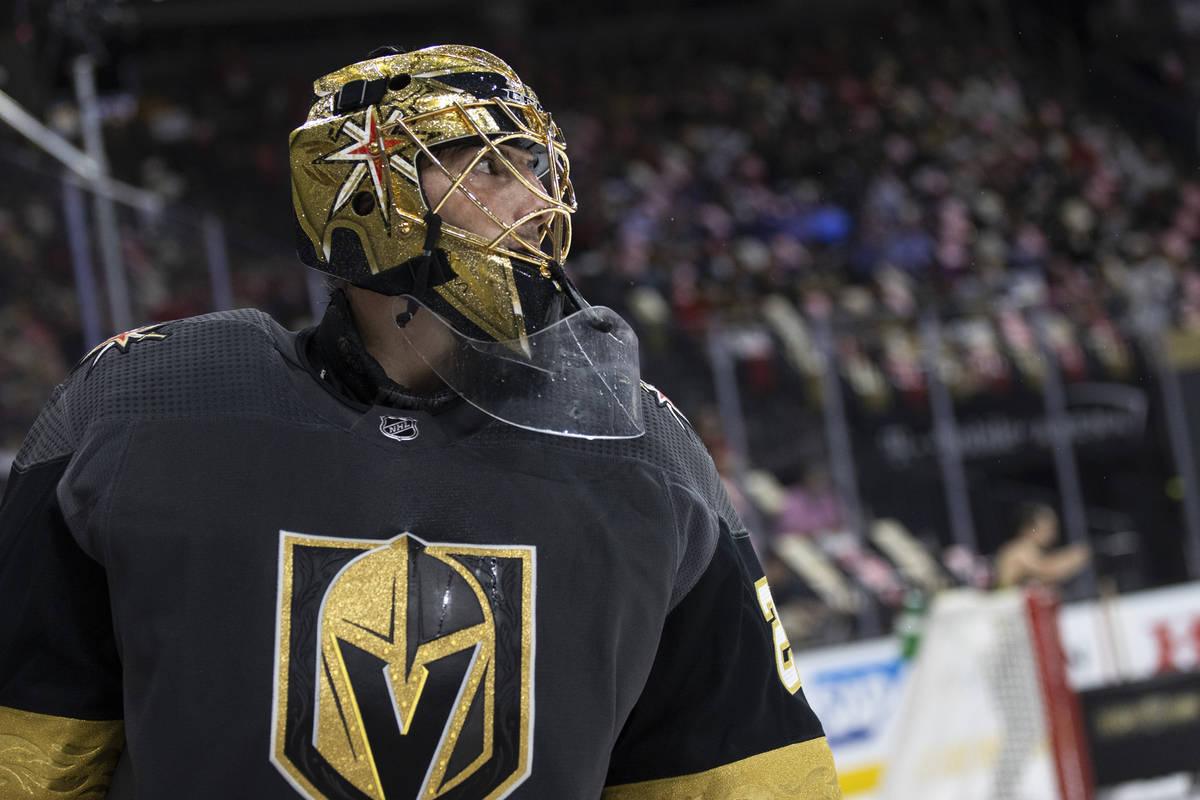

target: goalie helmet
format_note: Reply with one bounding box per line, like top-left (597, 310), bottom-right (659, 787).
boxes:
top-left (290, 44), bottom-right (578, 344)
top-left (291, 45), bottom-right (643, 439)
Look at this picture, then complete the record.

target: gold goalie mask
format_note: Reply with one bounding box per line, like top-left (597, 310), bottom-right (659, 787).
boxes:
top-left (291, 45), bottom-right (643, 438)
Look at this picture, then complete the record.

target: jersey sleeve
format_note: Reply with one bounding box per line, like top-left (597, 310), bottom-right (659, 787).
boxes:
top-left (603, 514), bottom-right (841, 798)
top-left (0, 384), bottom-right (125, 797)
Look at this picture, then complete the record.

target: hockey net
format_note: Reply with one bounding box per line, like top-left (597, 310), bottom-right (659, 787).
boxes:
top-left (878, 587), bottom-right (1093, 800)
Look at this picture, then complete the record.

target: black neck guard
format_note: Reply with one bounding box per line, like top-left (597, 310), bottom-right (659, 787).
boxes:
top-left (308, 289), bottom-right (458, 413)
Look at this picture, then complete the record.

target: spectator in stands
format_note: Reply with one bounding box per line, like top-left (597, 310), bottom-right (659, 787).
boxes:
top-left (993, 501), bottom-right (1092, 588)
top-left (776, 464), bottom-right (844, 537)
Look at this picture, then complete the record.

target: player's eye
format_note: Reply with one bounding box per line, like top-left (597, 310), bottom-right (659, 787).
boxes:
top-left (472, 156), bottom-right (500, 175)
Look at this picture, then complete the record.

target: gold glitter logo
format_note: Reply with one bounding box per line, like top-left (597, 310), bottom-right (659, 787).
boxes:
top-left (271, 531), bottom-right (535, 800)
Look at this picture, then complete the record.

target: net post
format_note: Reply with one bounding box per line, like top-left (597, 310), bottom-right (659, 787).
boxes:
top-left (1025, 587), bottom-right (1094, 800)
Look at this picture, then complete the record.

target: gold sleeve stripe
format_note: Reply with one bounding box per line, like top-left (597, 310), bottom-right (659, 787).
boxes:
top-left (0, 705), bottom-right (124, 799)
top-left (602, 737), bottom-right (843, 800)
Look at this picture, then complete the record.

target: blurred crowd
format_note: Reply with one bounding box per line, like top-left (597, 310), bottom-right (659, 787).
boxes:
top-left (555, 24), bottom-right (1200, 393)
top-left (4, 10), bottom-right (1200, 639)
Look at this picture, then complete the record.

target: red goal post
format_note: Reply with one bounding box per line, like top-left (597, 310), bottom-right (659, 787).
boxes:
top-left (1026, 587), bottom-right (1094, 800)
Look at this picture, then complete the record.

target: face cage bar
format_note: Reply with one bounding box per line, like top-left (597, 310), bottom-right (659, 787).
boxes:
top-left (379, 100), bottom-right (576, 268)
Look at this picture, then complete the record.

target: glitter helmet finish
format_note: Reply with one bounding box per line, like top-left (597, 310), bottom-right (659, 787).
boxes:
top-left (290, 45), bottom-right (577, 344)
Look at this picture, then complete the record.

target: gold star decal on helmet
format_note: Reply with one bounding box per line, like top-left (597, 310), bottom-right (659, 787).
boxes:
top-left (83, 323), bottom-right (170, 373)
top-left (321, 105), bottom-right (407, 223)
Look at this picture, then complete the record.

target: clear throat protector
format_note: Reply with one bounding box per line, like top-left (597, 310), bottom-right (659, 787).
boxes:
top-left (391, 295), bottom-right (644, 440)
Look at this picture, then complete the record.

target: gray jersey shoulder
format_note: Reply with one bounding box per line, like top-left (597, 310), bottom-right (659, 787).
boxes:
top-left (468, 381), bottom-right (744, 608)
top-left (14, 309), bottom-right (308, 468)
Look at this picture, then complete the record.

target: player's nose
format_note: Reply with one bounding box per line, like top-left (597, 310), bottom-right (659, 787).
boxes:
top-left (509, 186), bottom-right (553, 241)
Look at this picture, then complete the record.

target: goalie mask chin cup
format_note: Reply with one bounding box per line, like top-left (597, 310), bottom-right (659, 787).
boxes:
top-left (290, 44), bottom-right (579, 344)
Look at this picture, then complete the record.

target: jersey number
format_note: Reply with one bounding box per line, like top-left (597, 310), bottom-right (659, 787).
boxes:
top-left (754, 577), bottom-right (802, 694)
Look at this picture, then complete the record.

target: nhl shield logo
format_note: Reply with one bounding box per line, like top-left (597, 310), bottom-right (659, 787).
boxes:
top-left (271, 531), bottom-right (535, 800)
top-left (379, 415), bottom-right (419, 442)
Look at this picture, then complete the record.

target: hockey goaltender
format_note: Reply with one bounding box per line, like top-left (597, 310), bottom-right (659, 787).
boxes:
top-left (0, 44), bottom-right (841, 799)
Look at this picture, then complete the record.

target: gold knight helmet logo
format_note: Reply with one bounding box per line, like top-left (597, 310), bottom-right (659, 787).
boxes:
top-left (271, 532), bottom-right (535, 800)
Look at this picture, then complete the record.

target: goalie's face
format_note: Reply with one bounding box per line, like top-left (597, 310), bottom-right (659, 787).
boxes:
top-left (420, 140), bottom-right (556, 259)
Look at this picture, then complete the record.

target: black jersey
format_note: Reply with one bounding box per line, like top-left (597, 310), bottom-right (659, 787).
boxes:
top-left (0, 308), bottom-right (840, 799)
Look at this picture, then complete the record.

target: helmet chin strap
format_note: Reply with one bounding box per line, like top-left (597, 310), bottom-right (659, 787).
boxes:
top-left (544, 259), bottom-right (590, 312)
top-left (390, 211), bottom-right (443, 328)
top-left (421, 210), bottom-right (444, 255)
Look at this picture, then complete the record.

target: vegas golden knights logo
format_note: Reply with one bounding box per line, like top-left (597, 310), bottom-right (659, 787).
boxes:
top-left (271, 531), bottom-right (535, 800)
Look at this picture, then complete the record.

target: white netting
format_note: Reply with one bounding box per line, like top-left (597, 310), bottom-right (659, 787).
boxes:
top-left (878, 588), bottom-right (1061, 800)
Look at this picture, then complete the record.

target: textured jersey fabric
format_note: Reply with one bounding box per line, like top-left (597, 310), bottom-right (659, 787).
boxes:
top-left (0, 307), bottom-right (839, 799)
